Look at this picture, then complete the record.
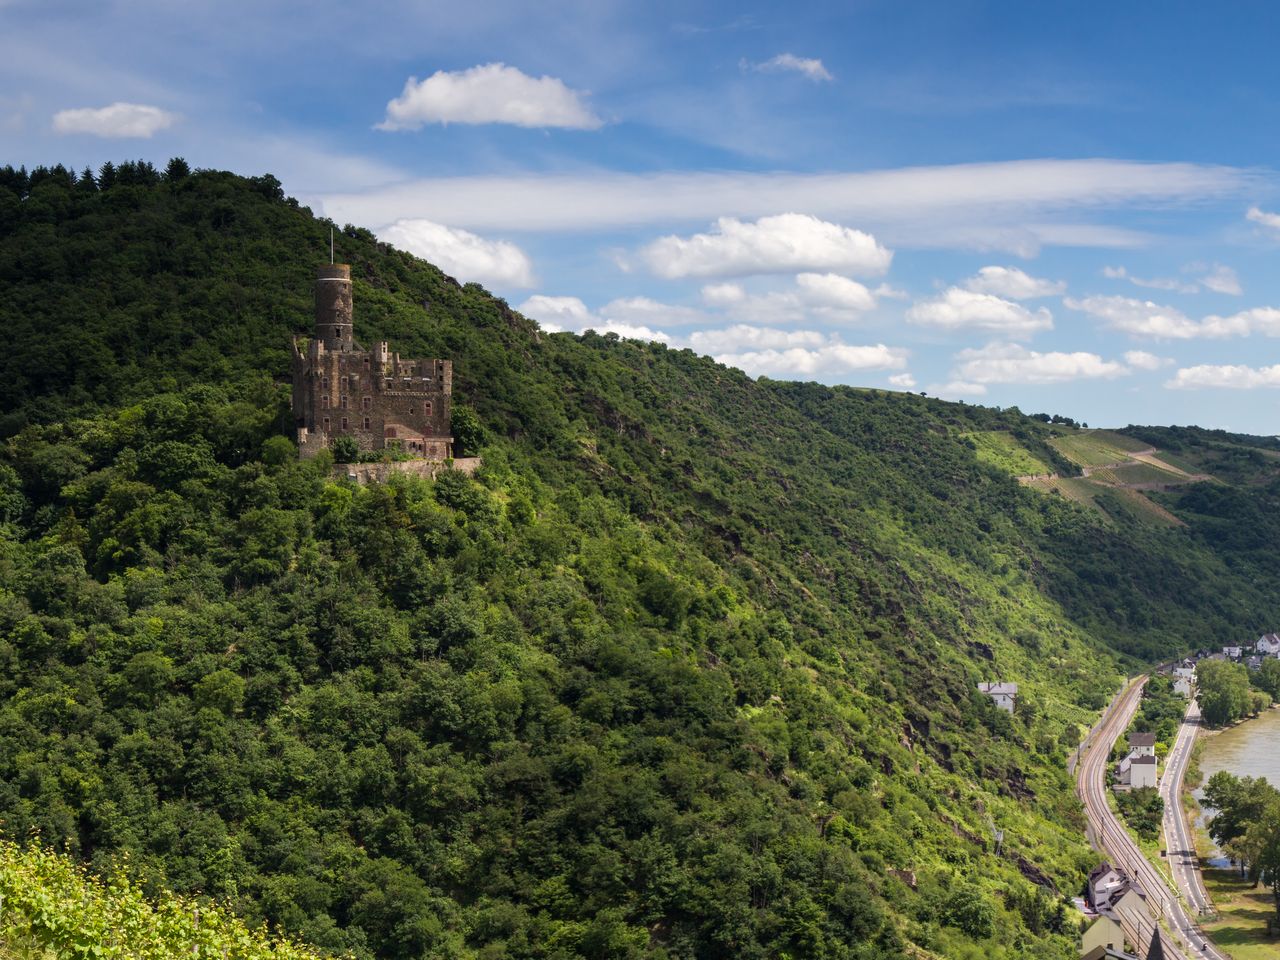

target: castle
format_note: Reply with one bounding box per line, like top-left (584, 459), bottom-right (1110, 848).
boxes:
top-left (291, 264), bottom-right (453, 459)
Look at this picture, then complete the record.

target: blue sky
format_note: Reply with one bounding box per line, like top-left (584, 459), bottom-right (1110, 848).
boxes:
top-left (5, 0), bottom-right (1280, 432)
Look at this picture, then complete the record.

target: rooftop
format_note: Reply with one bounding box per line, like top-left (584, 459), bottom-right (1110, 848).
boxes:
top-left (1129, 732), bottom-right (1156, 747)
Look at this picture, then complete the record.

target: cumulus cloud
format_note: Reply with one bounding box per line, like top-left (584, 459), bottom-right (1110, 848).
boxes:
top-left (888, 372), bottom-right (917, 388)
top-left (52, 102), bottom-right (177, 138)
top-left (700, 283), bottom-right (746, 306)
top-left (381, 219), bottom-right (535, 287)
top-left (1246, 206), bottom-right (1280, 231)
top-left (517, 295), bottom-right (593, 332)
top-left (716, 342), bottom-right (907, 378)
top-left (1067, 296), bottom-right (1280, 339)
top-left (379, 63), bottom-right (601, 130)
top-left (906, 288), bottom-right (1052, 337)
top-left (597, 296), bottom-right (708, 327)
top-left (795, 272), bottom-right (876, 311)
top-left (640, 213), bottom-right (891, 279)
top-left (1064, 295), bottom-right (1199, 338)
top-left (687, 325), bottom-right (828, 354)
top-left (953, 342), bottom-right (1128, 384)
top-left (1123, 350), bottom-right (1173, 371)
top-left (1199, 307), bottom-right (1280, 337)
top-left (963, 265), bottom-right (1065, 299)
top-left (747, 53), bottom-right (834, 81)
top-left (1099, 265), bottom-right (1197, 294)
top-left (1167, 364), bottom-right (1280, 389)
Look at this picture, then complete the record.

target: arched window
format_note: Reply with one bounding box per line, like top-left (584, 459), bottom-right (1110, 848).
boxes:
top-left (322, 376), bottom-right (329, 390)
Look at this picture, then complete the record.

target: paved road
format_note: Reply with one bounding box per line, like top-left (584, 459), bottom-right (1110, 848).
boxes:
top-left (1076, 677), bottom-right (1223, 959)
top-left (1161, 697), bottom-right (1221, 930)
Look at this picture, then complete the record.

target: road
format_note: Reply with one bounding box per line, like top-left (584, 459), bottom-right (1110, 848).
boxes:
top-left (1161, 697), bottom-right (1219, 923)
top-left (1076, 677), bottom-right (1224, 959)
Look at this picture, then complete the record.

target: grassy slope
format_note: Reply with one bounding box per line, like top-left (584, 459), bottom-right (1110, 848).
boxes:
top-left (963, 432), bottom-right (1053, 477)
top-left (2, 164), bottom-right (1280, 958)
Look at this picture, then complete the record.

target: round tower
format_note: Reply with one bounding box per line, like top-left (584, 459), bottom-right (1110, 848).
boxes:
top-left (314, 264), bottom-right (354, 350)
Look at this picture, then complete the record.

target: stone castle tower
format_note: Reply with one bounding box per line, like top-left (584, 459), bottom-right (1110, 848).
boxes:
top-left (291, 263), bottom-right (453, 459)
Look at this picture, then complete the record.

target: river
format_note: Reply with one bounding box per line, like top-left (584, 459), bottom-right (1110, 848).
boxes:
top-left (1194, 707), bottom-right (1280, 866)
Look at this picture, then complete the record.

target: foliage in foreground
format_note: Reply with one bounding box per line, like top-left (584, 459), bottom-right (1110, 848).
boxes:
top-left (0, 839), bottom-right (325, 960)
top-left (1203, 773), bottom-right (1280, 919)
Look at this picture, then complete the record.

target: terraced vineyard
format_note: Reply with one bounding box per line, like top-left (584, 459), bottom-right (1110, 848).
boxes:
top-left (1049, 430), bottom-right (1152, 468)
top-left (1092, 462), bottom-right (1187, 487)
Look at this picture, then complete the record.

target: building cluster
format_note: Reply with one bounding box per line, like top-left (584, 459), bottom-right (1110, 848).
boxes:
top-left (1215, 632), bottom-right (1280, 672)
top-left (1078, 861), bottom-right (1160, 959)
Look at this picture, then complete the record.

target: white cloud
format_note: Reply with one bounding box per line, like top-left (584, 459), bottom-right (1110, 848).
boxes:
top-left (927, 380), bottom-right (989, 398)
top-left (888, 372), bottom-right (917, 388)
top-left (1101, 265), bottom-right (1197, 294)
top-left (717, 342), bottom-right (907, 378)
top-left (1123, 350), bottom-right (1173, 371)
top-left (953, 342), bottom-right (1128, 384)
top-left (586, 322), bottom-right (671, 343)
top-left (51, 102), bottom-right (177, 138)
top-left (381, 219), bottom-right (535, 288)
top-left (599, 296), bottom-right (708, 327)
top-left (1199, 264), bottom-right (1242, 296)
top-left (640, 213), bottom-right (892, 279)
top-left (1199, 307), bottom-right (1280, 337)
top-left (1246, 206), bottom-right (1280, 231)
top-left (701, 282), bottom-right (746, 306)
top-left (320, 161), bottom-right (1249, 250)
top-left (379, 63), bottom-right (601, 130)
top-left (748, 53), bottom-right (834, 82)
top-left (906, 288), bottom-right (1052, 337)
top-left (516, 295), bottom-right (592, 332)
top-left (964, 265), bottom-right (1065, 299)
top-left (686, 325), bottom-right (828, 354)
top-left (1167, 364), bottom-right (1280, 389)
top-left (1064, 295), bottom-right (1200, 339)
top-left (795, 272), bottom-right (876, 311)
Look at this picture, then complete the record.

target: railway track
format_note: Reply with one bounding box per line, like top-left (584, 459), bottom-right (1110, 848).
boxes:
top-left (1076, 677), bottom-right (1224, 959)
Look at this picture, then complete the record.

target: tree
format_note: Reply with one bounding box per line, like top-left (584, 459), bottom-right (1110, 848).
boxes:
top-left (331, 435), bottom-right (358, 463)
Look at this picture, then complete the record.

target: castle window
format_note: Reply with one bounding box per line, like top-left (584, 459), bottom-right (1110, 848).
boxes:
top-left (322, 376), bottom-right (329, 389)
top-left (362, 396), bottom-right (371, 410)
top-left (409, 405), bottom-right (415, 415)
top-left (363, 417), bottom-right (371, 430)
top-left (363, 357), bottom-right (370, 366)
top-left (340, 395), bottom-right (348, 409)
top-left (341, 417), bottom-right (348, 430)
top-left (424, 401), bottom-right (432, 416)
top-left (322, 417), bottom-right (330, 431)
top-left (321, 394), bottom-right (329, 409)
top-left (341, 376), bottom-right (349, 389)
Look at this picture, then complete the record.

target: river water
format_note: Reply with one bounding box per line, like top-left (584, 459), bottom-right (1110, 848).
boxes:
top-left (1194, 707), bottom-right (1280, 866)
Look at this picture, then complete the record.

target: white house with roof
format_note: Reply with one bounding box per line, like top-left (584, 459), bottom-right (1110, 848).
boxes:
top-left (1258, 633), bottom-right (1280, 656)
top-left (1224, 645), bottom-right (1243, 660)
top-left (1173, 676), bottom-right (1193, 698)
top-left (978, 681), bottom-right (1018, 713)
top-left (1128, 732), bottom-right (1156, 758)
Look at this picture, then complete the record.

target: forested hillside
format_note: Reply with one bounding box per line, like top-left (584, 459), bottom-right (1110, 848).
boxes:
top-left (1, 161), bottom-right (1279, 960)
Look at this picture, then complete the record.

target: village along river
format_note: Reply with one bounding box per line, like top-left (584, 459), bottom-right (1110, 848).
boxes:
top-left (1194, 707), bottom-right (1280, 865)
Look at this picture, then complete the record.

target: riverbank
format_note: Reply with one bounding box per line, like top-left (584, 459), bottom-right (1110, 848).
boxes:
top-left (1183, 704), bottom-right (1280, 955)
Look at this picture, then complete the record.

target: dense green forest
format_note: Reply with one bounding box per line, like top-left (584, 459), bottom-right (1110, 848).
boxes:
top-left (2, 160), bottom-right (1280, 959)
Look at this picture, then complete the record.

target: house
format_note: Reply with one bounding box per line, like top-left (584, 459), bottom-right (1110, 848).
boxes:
top-left (1108, 886), bottom-right (1156, 945)
top-left (1173, 676), bottom-right (1192, 698)
top-left (1258, 633), bottom-right (1280, 656)
top-left (1223, 645), bottom-right (1243, 660)
top-left (1081, 914), bottom-right (1129, 958)
top-left (1173, 661), bottom-right (1195, 680)
top-left (1086, 862), bottom-right (1128, 912)
top-left (978, 681), bottom-right (1018, 713)
top-left (1128, 732), bottom-right (1156, 758)
top-left (1129, 755), bottom-right (1157, 789)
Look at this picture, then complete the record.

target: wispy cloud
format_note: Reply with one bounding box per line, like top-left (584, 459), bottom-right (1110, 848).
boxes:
top-left (744, 53), bottom-right (834, 82)
top-left (320, 160), bottom-right (1251, 256)
top-left (953, 342), bottom-right (1129, 385)
top-left (1246, 205), bottom-right (1280, 231)
top-left (378, 63), bottom-right (601, 130)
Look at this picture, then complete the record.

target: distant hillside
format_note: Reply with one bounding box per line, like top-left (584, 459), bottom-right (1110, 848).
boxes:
top-left (2, 161), bottom-right (1280, 959)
